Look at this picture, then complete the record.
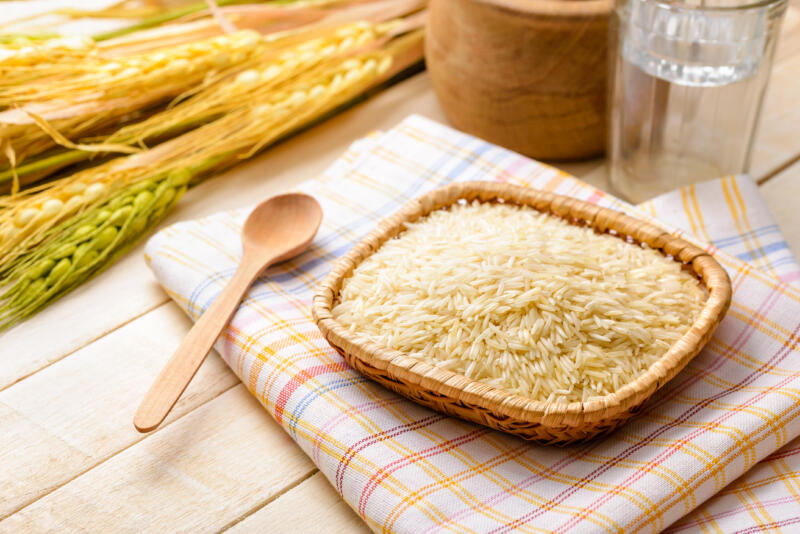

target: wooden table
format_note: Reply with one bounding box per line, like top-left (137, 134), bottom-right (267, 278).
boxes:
top-left (2, 9), bottom-right (798, 533)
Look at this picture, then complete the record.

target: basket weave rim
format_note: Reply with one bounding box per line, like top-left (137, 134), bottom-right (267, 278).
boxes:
top-left (312, 181), bottom-right (732, 428)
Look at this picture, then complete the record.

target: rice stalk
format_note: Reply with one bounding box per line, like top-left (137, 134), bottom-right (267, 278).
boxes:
top-left (0, 0), bottom-right (424, 176)
top-left (0, 35), bottom-right (102, 92)
top-left (0, 30), bottom-right (266, 169)
top-left (0, 170), bottom-right (191, 330)
top-left (0, 149), bottom-right (97, 194)
top-left (0, 30), bottom-right (264, 106)
top-left (91, 0), bottom-right (344, 42)
top-left (0, 16), bottom-right (420, 205)
top-left (0, 27), bottom-right (423, 328)
top-left (106, 20), bottom-right (386, 146)
top-left (0, 35), bottom-right (95, 68)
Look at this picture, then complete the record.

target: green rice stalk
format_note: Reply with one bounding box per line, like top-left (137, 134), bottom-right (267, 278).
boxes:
top-left (0, 170), bottom-right (190, 330)
top-left (0, 155), bottom-right (170, 268)
top-left (0, 27), bottom-right (423, 329)
top-left (0, 149), bottom-right (99, 194)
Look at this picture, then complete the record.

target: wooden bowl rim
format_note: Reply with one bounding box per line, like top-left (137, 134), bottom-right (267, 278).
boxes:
top-left (312, 181), bottom-right (732, 428)
top-left (470, 0), bottom-right (613, 17)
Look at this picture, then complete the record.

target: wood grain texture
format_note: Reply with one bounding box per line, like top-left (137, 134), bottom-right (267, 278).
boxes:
top-left (1, 5), bottom-right (799, 528)
top-left (760, 160), bottom-right (800, 257)
top-left (0, 305), bottom-right (239, 519)
top-left (0, 387), bottom-right (314, 534)
top-left (225, 472), bottom-right (371, 534)
top-left (0, 253), bottom-right (168, 391)
top-left (426, 0), bottom-right (612, 160)
top-left (750, 7), bottom-right (800, 179)
top-left (774, 5), bottom-right (800, 63)
top-left (0, 400), bottom-right (91, 519)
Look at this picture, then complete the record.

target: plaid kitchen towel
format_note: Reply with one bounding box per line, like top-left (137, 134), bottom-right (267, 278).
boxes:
top-left (642, 178), bottom-right (800, 287)
top-left (145, 115), bottom-right (800, 533)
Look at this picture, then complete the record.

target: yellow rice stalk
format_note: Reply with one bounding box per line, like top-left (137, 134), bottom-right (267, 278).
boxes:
top-left (91, 0), bottom-right (355, 56)
top-left (0, 0), bottom-right (424, 173)
top-left (0, 30), bottom-right (266, 167)
top-left (0, 28), bottom-right (422, 271)
top-left (0, 35), bottom-right (95, 68)
top-left (0, 36), bottom-right (102, 92)
top-left (0, 30), bottom-right (264, 107)
top-left (0, 30), bottom-right (422, 328)
top-left (106, 20), bottom-right (386, 146)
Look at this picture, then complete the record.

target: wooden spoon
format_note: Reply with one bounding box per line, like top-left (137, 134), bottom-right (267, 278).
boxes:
top-left (134, 193), bottom-right (323, 433)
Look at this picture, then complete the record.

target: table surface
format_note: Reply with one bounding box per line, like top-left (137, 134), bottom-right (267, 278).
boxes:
top-left (2, 7), bottom-right (799, 533)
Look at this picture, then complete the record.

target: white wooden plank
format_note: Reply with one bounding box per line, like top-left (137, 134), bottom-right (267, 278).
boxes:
top-left (226, 472), bottom-right (371, 534)
top-left (0, 401), bottom-right (92, 517)
top-left (774, 4), bottom-right (800, 64)
top-left (0, 304), bottom-right (239, 519)
top-left (749, 5), bottom-right (800, 179)
top-left (750, 51), bottom-right (800, 180)
top-left (0, 73), bottom-right (447, 390)
top-left (0, 259), bottom-right (168, 391)
top-left (759, 160), bottom-right (800, 258)
top-left (0, 386), bottom-right (314, 534)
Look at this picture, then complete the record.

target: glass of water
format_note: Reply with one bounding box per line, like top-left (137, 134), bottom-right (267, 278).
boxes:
top-left (607, 0), bottom-right (788, 203)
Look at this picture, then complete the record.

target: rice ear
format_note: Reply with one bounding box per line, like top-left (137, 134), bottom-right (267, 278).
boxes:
top-left (0, 15), bottom-right (426, 325)
top-left (0, 172), bottom-right (188, 330)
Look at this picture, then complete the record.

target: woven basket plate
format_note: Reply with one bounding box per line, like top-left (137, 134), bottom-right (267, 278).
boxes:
top-left (312, 181), bottom-right (732, 443)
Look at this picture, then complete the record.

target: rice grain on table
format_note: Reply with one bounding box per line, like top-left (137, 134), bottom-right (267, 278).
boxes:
top-left (331, 201), bottom-right (707, 403)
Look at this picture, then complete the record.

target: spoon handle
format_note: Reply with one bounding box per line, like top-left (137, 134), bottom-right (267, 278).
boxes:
top-left (134, 259), bottom-right (261, 432)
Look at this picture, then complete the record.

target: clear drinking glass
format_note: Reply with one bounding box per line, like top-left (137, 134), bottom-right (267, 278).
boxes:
top-left (607, 0), bottom-right (788, 203)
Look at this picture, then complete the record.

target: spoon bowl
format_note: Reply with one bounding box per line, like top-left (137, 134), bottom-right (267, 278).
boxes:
top-left (243, 193), bottom-right (323, 263)
top-left (134, 192), bottom-right (323, 433)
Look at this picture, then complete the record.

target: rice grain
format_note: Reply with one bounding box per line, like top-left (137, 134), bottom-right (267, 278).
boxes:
top-left (331, 201), bottom-right (707, 403)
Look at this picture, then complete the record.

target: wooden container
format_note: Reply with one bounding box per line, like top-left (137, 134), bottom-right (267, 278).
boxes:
top-left (425, 0), bottom-right (612, 161)
top-left (313, 182), bottom-right (732, 443)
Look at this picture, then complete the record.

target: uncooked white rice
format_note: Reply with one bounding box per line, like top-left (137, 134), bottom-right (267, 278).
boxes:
top-left (331, 201), bottom-right (707, 403)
